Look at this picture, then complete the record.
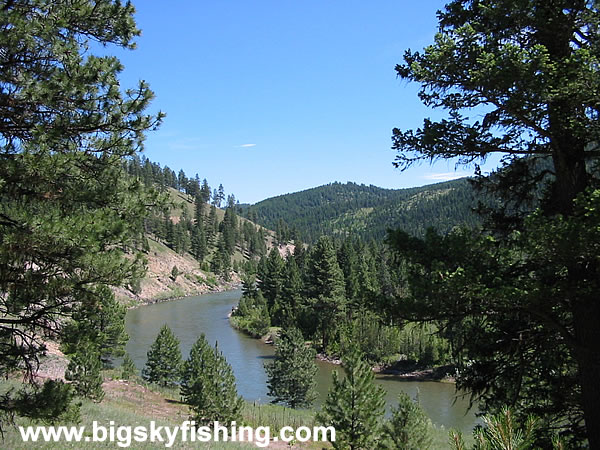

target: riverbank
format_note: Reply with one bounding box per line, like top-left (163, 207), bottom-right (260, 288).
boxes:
top-left (127, 279), bottom-right (241, 309)
top-left (230, 314), bottom-right (455, 383)
top-left (317, 351), bottom-right (455, 382)
top-left (113, 237), bottom-right (242, 308)
top-left (126, 289), bottom-right (481, 434)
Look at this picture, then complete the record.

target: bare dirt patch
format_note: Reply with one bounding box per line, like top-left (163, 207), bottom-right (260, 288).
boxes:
top-left (102, 379), bottom-right (189, 421)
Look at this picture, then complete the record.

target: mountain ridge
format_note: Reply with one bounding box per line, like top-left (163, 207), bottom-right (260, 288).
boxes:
top-left (242, 178), bottom-right (481, 242)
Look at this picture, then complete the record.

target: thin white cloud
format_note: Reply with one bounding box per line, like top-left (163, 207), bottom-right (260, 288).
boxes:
top-left (238, 143), bottom-right (257, 148)
top-left (167, 137), bottom-right (206, 151)
top-left (423, 172), bottom-right (470, 181)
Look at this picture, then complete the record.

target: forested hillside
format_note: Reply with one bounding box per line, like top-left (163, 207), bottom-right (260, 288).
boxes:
top-left (115, 155), bottom-right (272, 302)
top-left (242, 179), bottom-right (480, 242)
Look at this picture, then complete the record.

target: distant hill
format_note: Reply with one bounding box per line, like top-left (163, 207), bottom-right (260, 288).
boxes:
top-left (243, 179), bottom-right (481, 243)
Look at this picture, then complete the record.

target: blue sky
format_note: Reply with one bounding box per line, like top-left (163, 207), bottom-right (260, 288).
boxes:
top-left (112, 0), bottom-right (501, 204)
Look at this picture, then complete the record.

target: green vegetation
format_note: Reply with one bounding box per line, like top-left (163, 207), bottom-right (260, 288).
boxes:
top-left (180, 334), bottom-right (243, 426)
top-left (142, 325), bottom-right (182, 387)
top-left (0, 0), bottom-right (162, 426)
top-left (120, 354), bottom-right (137, 381)
top-left (0, 377), bottom-right (257, 449)
top-left (265, 327), bottom-right (318, 409)
top-left (243, 179), bottom-right (480, 243)
top-left (233, 234), bottom-right (452, 369)
top-left (132, 158), bottom-right (269, 280)
top-left (318, 347), bottom-right (385, 449)
top-left (381, 392), bottom-right (433, 449)
top-left (389, 0), bottom-right (600, 447)
top-left (3, 0), bottom-right (598, 447)
top-left (231, 276), bottom-right (272, 337)
top-left (449, 407), bottom-right (565, 450)
top-left (64, 344), bottom-right (105, 402)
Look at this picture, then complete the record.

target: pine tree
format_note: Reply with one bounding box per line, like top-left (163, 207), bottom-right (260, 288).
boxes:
top-left (279, 257), bottom-right (303, 328)
top-left (61, 291), bottom-right (129, 367)
top-left (391, 1), bottom-right (600, 445)
top-left (306, 236), bottom-right (347, 350)
top-left (217, 184), bottom-right (225, 208)
top-left (177, 170), bottom-right (188, 193)
top-left (450, 407), bottom-right (544, 450)
top-left (318, 346), bottom-right (385, 450)
top-left (13, 379), bottom-right (81, 425)
top-left (222, 207), bottom-right (238, 255)
top-left (265, 328), bottom-right (317, 409)
top-left (380, 392), bottom-right (433, 450)
top-left (142, 324), bottom-right (182, 387)
top-left (259, 248), bottom-right (285, 314)
top-left (337, 239), bottom-right (360, 309)
top-left (121, 353), bottom-right (137, 380)
top-left (194, 194), bottom-right (204, 223)
top-left (0, 0), bottom-right (162, 425)
top-left (65, 344), bottom-right (105, 402)
top-left (200, 179), bottom-right (211, 204)
top-left (207, 205), bottom-right (219, 245)
top-left (191, 222), bottom-right (208, 262)
top-left (181, 334), bottom-right (242, 425)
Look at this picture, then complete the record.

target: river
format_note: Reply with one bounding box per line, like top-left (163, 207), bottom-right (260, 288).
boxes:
top-left (125, 289), bottom-right (480, 432)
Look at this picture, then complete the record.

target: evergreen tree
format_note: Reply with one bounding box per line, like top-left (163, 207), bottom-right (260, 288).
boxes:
top-left (449, 407), bottom-right (545, 450)
top-left (337, 239), bottom-right (360, 309)
top-left (207, 205), bottom-right (219, 244)
top-left (212, 188), bottom-right (220, 207)
top-left (194, 193), bottom-right (205, 225)
top-left (241, 273), bottom-right (259, 299)
top-left (191, 222), bottom-right (208, 262)
top-left (211, 237), bottom-right (231, 278)
top-left (121, 353), bottom-right (137, 380)
top-left (142, 324), bottom-right (182, 387)
top-left (390, 1), bottom-right (600, 445)
top-left (65, 344), bottom-right (105, 402)
top-left (0, 0), bottom-right (162, 424)
top-left (226, 194), bottom-right (236, 209)
top-left (61, 292), bottom-right (129, 367)
top-left (265, 327), bottom-right (317, 409)
top-left (181, 334), bottom-right (242, 425)
top-left (11, 379), bottom-right (81, 425)
top-left (318, 346), bottom-right (385, 449)
top-left (164, 214), bottom-right (175, 246)
top-left (279, 257), bottom-right (303, 328)
top-left (143, 158), bottom-right (154, 186)
top-left (177, 170), bottom-right (188, 192)
top-left (217, 184), bottom-right (225, 208)
top-left (381, 392), bottom-right (433, 450)
top-left (306, 236), bottom-right (346, 350)
top-left (188, 173), bottom-right (200, 197)
top-left (222, 207), bottom-right (238, 255)
top-left (200, 179), bottom-right (211, 204)
top-left (259, 248), bottom-right (285, 313)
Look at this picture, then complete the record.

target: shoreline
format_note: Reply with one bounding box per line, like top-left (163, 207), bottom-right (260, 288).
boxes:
top-left (316, 352), bottom-right (455, 382)
top-left (124, 281), bottom-right (242, 310)
top-left (228, 313), bottom-right (455, 383)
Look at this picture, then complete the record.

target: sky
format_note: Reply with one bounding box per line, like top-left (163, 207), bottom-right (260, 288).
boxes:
top-left (110, 0), bottom-right (502, 204)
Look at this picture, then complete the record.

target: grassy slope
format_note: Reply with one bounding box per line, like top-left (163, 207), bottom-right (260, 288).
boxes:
top-left (0, 372), bottom-right (325, 449)
top-left (0, 372), bottom-right (458, 449)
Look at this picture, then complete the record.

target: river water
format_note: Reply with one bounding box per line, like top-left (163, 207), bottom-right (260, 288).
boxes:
top-left (125, 290), bottom-right (480, 432)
